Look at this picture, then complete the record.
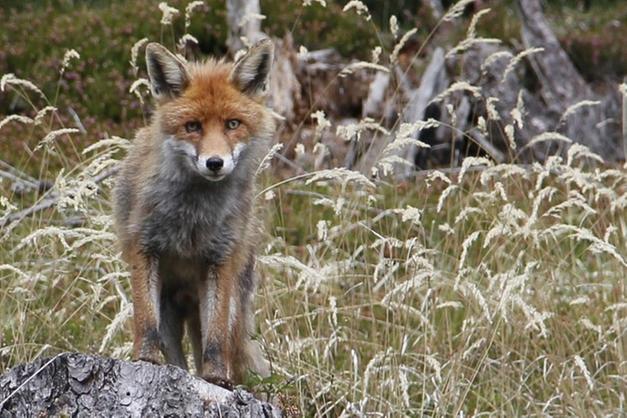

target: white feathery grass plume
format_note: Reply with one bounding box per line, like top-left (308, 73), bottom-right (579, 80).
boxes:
top-left (317, 220), bottom-right (328, 241)
top-left (544, 191), bottom-right (596, 219)
top-left (297, 45), bottom-right (308, 59)
top-left (386, 120), bottom-right (436, 152)
top-left (560, 100), bottom-right (601, 123)
top-left (36, 128), bottom-right (80, 151)
top-left (336, 117), bottom-right (389, 142)
top-left (446, 8), bottom-right (500, 58)
top-left (311, 110), bottom-right (331, 140)
top-left (481, 50), bottom-right (513, 73)
top-left (178, 34), bottom-right (199, 50)
top-left (477, 115), bottom-right (487, 135)
top-left (514, 295), bottom-right (552, 337)
top-left (467, 8), bottom-right (491, 39)
top-left (0, 114), bottom-right (34, 131)
top-left (461, 281), bottom-right (491, 323)
top-left (389, 15), bottom-right (399, 38)
top-left (433, 81), bottom-right (482, 103)
top-left (255, 143), bottom-right (283, 175)
top-left (371, 46), bottom-right (382, 64)
top-left (483, 222), bottom-right (510, 249)
top-left (239, 12), bottom-right (266, 27)
top-left (0, 264), bottom-right (30, 281)
top-left (425, 170), bottom-right (452, 186)
top-left (486, 97), bottom-right (500, 120)
top-left (372, 259), bottom-right (399, 292)
top-left (454, 207), bottom-right (481, 224)
top-left (312, 142), bottom-right (329, 170)
top-left (374, 155), bottom-right (411, 177)
top-left (525, 132), bottom-right (572, 149)
top-left (306, 168), bottom-right (375, 189)
top-left (363, 348), bottom-right (392, 395)
top-left (436, 300), bottom-right (463, 310)
top-left (505, 124), bottom-right (516, 150)
top-left (61, 49), bottom-right (80, 72)
top-left (390, 28), bottom-right (417, 64)
top-left (578, 318), bottom-right (602, 337)
top-left (384, 301), bottom-right (433, 331)
top-left (185, 1), bottom-right (205, 29)
top-left (129, 78), bottom-right (150, 103)
top-left (502, 47), bottom-right (544, 81)
top-left (258, 254), bottom-right (325, 290)
top-left (342, 1), bottom-right (371, 21)
top-left (0, 196), bottom-right (18, 213)
top-left (573, 355), bottom-right (595, 390)
top-left (566, 143), bottom-right (604, 166)
top-left (158, 2), bottom-right (180, 25)
top-left (34, 106), bottom-right (57, 125)
top-left (129, 38), bottom-right (149, 74)
top-left (99, 301), bottom-right (132, 353)
top-left (571, 227), bottom-right (627, 267)
top-left (264, 190), bottom-right (275, 201)
top-left (458, 231), bottom-right (481, 270)
top-left (462, 337), bottom-right (485, 360)
top-left (443, 0), bottom-right (474, 21)
top-left (458, 156), bottom-right (493, 183)
top-left (519, 186), bottom-right (557, 237)
top-left (603, 225), bottom-right (617, 242)
top-left (399, 370), bottom-right (410, 408)
top-left (425, 354), bottom-right (442, 383)
top-left (339, 61), bottom-right (389, 77)
top-left (438, 223), bottom-right (455, 236)
top-left (396, 205), bottom-right (422, 225)
top-left (303, 0), bottom-right (326, 6)
top-left (0, 73), bottom-right (46, 99)
top-left (294, 143), bottom-right (305, 159)
top-left (437, 184), bottom-right (458, 213)
top-left (13, 226), bottom-right (84, 253)
top-left (511, 91), bottom-right (525, 129)
top-left (82, 136), bottom-right (130, 154)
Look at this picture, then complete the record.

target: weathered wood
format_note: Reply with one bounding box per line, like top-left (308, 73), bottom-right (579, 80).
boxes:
top-left (402, 47), bottom-right (448, 173)
top-left (0, 166), bottom-right (120, 228)
top-left (0, 352), bottom-right (281, 417)
top-left (226, 0), bottom-right (264, 54)
top-left (517, 0), bottom-right (612, 156)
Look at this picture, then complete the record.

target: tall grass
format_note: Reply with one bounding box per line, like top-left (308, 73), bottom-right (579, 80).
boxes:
top-left (1, 1), bottom-right (626, 416)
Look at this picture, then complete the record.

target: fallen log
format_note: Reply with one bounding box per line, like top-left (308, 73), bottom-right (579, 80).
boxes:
top-left (0, 352), bottom-right (281, 417)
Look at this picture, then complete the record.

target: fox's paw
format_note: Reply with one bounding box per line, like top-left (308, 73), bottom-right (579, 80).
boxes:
top-left (135, 330), bottom-right (162, 365)
top-left (138, 352), bottom-right (162, 365)
top-left (202, 374), bottom-right (234, 390)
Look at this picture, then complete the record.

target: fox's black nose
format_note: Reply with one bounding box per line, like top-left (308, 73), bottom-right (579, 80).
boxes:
top-left (206, 157), bottom-right (224, 172)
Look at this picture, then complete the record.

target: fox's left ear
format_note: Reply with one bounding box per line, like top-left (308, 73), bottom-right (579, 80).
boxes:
top-left (229, 39), bottom-right (274, 98)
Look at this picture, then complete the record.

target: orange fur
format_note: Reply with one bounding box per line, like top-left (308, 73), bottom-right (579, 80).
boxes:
top-left (113, 41), bottom-right (274, 387)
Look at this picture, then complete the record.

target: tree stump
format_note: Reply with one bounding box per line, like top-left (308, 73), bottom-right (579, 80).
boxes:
top-left (0, 353), bottom-right (281, 417)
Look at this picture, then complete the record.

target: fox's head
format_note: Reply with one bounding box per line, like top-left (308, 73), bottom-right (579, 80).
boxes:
top-left (145, 40), bottom-right (275, 182)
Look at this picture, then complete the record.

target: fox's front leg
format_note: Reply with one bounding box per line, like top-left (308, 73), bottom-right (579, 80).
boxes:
top-left (128, 245), bottom-right (162, 364)
top-left (199, 260), bottom-right (238, 388)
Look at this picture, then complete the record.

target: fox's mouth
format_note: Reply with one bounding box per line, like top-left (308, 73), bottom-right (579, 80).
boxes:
top-left (204, 173), bottom-right (226, 182)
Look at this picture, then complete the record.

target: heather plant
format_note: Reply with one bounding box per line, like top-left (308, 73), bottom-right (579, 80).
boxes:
top-left (1, 1), bottom-right (626, 416)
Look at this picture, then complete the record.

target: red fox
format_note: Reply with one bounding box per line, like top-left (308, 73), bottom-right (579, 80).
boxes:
top-left (113, 39), bottom-right (275, 388)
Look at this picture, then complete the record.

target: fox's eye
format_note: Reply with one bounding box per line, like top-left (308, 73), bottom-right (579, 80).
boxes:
top-left (185, 121), bottom-right (202, 133)
top-left (226, 119), bottom-right (241, 130)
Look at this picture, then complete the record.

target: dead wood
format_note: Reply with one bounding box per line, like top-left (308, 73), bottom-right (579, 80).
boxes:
top-left (0, 352), bottom-right (281, 418)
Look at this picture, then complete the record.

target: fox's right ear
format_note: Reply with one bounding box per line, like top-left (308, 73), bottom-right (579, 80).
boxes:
top-left (229, 38), bottom-right (274, 98)
top-left (145, 43), bottom-right (189, 100)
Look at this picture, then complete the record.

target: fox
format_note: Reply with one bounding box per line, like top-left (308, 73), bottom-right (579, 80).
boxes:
top-left (113, 39), bottom-right (275, 388)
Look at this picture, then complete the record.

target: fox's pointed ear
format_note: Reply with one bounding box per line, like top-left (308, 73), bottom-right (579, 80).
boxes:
top-left (145, 43), bottom-right (189, 100)
top-left (229, 39), bottom-right (274, 98)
